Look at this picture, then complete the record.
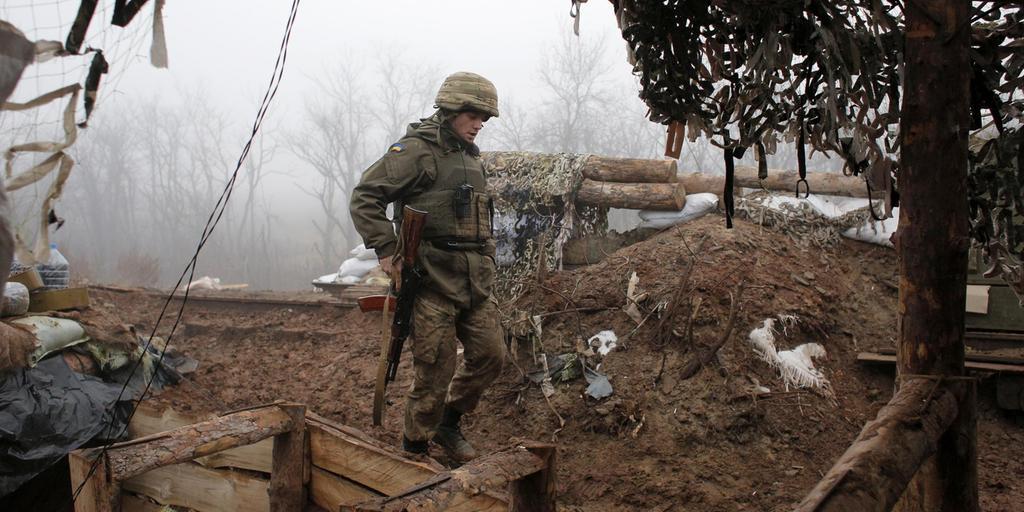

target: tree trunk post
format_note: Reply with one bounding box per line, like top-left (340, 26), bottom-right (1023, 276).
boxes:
top-left (270, 403), bottom-right (307, 512)
top-left (511, 442), bottom-right (557, 512)
top-left (895, 0), bottom-right (977, 510)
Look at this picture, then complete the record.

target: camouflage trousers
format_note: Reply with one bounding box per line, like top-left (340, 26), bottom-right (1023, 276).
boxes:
top-left (404, 289), bottom-right (505, 442)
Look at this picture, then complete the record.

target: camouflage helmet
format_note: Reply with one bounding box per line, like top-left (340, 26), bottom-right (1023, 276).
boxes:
top-left (434, 72), bottom-right (499, 118)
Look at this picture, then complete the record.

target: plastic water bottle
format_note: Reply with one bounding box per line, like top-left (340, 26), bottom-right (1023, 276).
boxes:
top-left (37, 242), bottom-right (70, 289)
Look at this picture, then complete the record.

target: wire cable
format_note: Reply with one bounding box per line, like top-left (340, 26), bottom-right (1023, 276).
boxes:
top-left (68, 0), bottom-right (302, 504)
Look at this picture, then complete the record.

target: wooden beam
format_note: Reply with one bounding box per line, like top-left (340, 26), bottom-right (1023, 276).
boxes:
top-left (895, 0), bottom-right (977, 510)
top-left (353, 445), bottom-right (545, 512)
top-left (310, 467), bottom-right (382, 511)
top-left (795, 379), bottom-right (959, 512)
top-left (122, 462), bottom-right (270, 512)
top-left (510, 442), bottom-right (557, 512)
top-left (69, 449), bottom-right (121, 512)
top-left (128, 402), bottom-right (273, 473)
top-left (270, 403), bottom-right (306, 512)
top-left (857, 352), bottom-right (1024, 374)
top-left (105, 405), bottom-right (293, 482)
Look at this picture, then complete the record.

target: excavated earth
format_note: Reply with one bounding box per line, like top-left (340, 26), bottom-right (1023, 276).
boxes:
top-left (90, 215), bottom-right (1024, 511)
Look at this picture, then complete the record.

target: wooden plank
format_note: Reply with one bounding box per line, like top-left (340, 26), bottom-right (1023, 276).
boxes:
top-left (310, 467), bottom-right (381, 511)
top-left (306, 413), bottom-right (508, 510)
top-left (29, 287), bottom-right (90, 312)
top-left (120, 493), bottom-right (166, 512)
top-left (108, 405), bottom-right (292, 482)
top-left (353, 446), bottom-right (543, 512)
top-left (69, 449), bottom-right (120, 512)
top-left (306, 416), bottom-right (437, 495)
top-left (872, 347), bottom-right (1024, 366)
top-left (129, 402), bottom-right (273, 473)
top-left (857, 352), bottom-right (1024, 374)
top-left (122, 462), bottom-right (270, 512)
top-left (270, 404), bottom-right (306, 511)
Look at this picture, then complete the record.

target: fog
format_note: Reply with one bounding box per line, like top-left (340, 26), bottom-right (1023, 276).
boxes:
top-left (1, 1), bottom-right (838, 290)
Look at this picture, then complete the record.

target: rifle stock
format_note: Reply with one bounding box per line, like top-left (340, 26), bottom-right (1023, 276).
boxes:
top-left (385, 206), bottom-right (428, 383)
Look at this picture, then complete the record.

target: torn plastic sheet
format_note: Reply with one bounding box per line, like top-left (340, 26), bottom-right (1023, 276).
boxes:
top-left (584, 364), bottom-right (613, 400)
top-left (0, 356), bottom-right (131, 496)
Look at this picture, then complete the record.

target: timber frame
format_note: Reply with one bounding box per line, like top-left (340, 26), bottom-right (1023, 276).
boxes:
top-left (68, 402), bottom-right (555, 512)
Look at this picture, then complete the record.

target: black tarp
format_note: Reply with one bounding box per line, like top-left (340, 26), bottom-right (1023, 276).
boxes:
top-left (0, 357), bottom-right (130, 496)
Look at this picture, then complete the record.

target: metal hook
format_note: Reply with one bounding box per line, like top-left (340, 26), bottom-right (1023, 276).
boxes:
top-left (795, 179), bottom-right (810, 199)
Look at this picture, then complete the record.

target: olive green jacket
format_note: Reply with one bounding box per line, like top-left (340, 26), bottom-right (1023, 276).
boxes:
top-left (349, 111), bottom-right (496, 310)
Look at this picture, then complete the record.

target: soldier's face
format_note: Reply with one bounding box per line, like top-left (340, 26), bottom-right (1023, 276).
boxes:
top-left (451, 111), bottom-right (488, 144)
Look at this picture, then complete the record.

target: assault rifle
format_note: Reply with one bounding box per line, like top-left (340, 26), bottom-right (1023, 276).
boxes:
top-left (386, 206), bottom-right (428, 382)
top-left (362, 205), bottom-right (427, 426)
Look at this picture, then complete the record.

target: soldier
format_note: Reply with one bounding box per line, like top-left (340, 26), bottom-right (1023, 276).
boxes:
top-left (349, 72), bottom-right (505, 462)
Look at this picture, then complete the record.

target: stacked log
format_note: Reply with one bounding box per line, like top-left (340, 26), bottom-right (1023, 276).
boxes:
top-left (483, 152), bottom-right (870, 211)
top-left (576, 155), bottom-right (685, 211)
top-left (481, 152), bottom-right (687, 211)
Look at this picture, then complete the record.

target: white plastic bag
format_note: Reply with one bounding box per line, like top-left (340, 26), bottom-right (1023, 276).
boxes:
top-left (349, 243), bottom-right (377, 261)
top-left (338, 257), bottom-right (378, 278)
top-left (637, 193), bottom-right (719, 229)
top-left (1, 282), bottom-right (30, 317)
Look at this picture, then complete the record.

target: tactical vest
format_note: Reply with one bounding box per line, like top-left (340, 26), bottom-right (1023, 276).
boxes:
top-left (399, 142), bottom-right (493, 246)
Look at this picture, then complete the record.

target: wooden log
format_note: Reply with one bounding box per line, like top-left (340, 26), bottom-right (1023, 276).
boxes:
top-left (270, 404), bottom-right (306, 512)
top-left (69, 449), bottom-right (121, 512)
top-left (354, 445), bottom-right (545, 512)
top-left (105, 405), bottom-right (293, 482)
top-left (510, 442), bottom-right (557, 512)
top-left (581, 155), bottom-right (677, 183)
top-left (576, 179), bottom-right (686, 211)
top-left (122, 462), bottom-right (270, 512)
top-left (795, 379), bottom-right (959, 512)
top-left (310, 467), bottom-right (382, 511)
top-left (679, 167), bottom-right (871, 198)
top-left (128, 402), bottom-right (273, 473)
top-left (895, 0), bottom-right (977, 510)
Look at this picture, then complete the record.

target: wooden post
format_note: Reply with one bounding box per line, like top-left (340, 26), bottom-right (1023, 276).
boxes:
top-left (69, 449), bottom-right (121, 512)
top-left (511, 442), bottom-right (556, 512)
top-left (270, 403), bottom-right (307, 512)
top-left (895, 0), bottom-right (977, 510)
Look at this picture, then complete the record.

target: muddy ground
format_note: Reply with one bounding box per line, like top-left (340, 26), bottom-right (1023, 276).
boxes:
top-left (90, 215), bottom-right (1024, 511)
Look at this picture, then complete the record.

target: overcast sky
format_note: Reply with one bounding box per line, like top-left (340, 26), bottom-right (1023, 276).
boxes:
top-left (3, 0), bottom-right (641, 133)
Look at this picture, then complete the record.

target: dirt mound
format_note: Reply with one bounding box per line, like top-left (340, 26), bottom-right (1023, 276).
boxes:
top-left (91, 215), bottom-right (1024, 511)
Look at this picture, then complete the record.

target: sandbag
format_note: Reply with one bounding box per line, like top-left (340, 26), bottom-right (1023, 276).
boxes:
top-left (338, 257), bottom-right (378, 278)
top-left (637, 193), bottom-right (719, 229)
top-left (348, 243), bottom-right (378, 261)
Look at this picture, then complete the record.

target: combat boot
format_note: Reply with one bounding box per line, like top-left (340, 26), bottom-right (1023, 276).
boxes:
top-left (433, 406), bottom-right (477, 463)
top-left (402, 435), bottom-right (428, 456)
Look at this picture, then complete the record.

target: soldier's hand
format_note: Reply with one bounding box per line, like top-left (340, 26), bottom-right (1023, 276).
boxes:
top-left (380, 256), bottom-right (403, 292)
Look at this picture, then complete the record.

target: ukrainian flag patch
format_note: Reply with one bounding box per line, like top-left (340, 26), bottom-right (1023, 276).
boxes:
top-left (388, 143), bottom-right (405, 153)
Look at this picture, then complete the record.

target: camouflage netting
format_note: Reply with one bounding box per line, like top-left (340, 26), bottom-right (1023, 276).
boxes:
top-left (610, 0), bottom-right (1024, 300)
top-left (481, 151), bottom-right (608, 302)
top-left (734, 192), bottom-right (874, 249)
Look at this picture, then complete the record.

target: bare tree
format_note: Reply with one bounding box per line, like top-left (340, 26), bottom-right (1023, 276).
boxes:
top-left (288, 62), bottom-right (372, 271)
